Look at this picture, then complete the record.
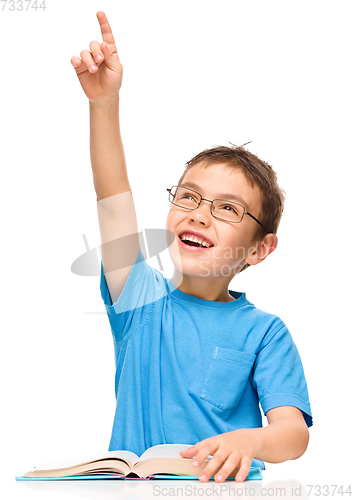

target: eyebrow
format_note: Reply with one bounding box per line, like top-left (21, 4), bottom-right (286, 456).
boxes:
top-left (180, 181), bottom-right (249, 209)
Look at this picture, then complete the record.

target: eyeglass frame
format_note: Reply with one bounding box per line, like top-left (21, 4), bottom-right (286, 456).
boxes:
top-left (166, 185), bottom-right (270, 233)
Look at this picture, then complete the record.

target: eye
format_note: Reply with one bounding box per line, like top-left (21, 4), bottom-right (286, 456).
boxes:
top-left (221, 204), bottom-right (238, 214)
top-left (181, 193), bottom-right (197, 201)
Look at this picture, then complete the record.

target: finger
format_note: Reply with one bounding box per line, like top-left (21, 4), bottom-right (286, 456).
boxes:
top-left (96, 11), bottom-right (118, 56)
top-left (89, 40), bottom-right (104, 65)
top-left (70, 55), bottom-right (82, 69)
top-left (80, 49), bottom-right (98, 73)
top-left (179, 443), bottom-right (201, 457)
top-left (235, 456), bottom-right (253, 483)
top-left (213, 452), bottom-right (241, 483)
top-left (198, 452), bottom-right (226, 483)
top-left (192, 442), bottom-right (217, 468)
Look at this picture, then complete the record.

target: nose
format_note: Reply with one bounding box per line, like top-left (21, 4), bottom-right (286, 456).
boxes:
top-left (187, 199), bottom-right (212, 225)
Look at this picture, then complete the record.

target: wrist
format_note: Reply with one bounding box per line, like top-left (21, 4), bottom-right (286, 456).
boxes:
top-left (89, 95), bottom-right (120, 109)
top-left (247, 428), bottom-right (265, 458)
top-left (232, 428), bottom-right (264, 458)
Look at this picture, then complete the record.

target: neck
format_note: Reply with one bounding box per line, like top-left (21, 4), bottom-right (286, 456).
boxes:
top-left (171, 269), bottom-right (236, 302)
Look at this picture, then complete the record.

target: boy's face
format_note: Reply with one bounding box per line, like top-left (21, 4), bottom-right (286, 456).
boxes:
top-left (166, 162), bottom-right (265, 285)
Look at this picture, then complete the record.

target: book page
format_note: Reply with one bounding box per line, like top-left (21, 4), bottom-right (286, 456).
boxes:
top-left (31, 450), bottom-right (139, 471)
top-left (138, 444), bottom-right (206, 463)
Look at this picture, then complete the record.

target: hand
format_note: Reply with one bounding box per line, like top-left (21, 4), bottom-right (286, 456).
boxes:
top-left (179, 430), bottom-right (257, 483)
top-left (70, 11), bottom-right (123, 103)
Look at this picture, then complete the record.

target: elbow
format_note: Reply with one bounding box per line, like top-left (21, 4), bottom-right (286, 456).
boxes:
top-left (292, 425), bottom-right (310, 460)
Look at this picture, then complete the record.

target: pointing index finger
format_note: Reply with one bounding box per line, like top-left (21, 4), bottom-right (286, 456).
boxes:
top-left (96, 11), bottom-right (117, 55)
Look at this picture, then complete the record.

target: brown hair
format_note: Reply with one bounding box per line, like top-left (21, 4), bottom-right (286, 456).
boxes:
top-left (176, 142), bottom-right (286, 273)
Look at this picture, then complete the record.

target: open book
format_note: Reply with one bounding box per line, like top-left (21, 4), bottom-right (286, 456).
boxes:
top-left (16, 444), bottom-right (262, 481)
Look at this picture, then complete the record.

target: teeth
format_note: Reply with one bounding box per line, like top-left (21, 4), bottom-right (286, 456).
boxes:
top-left (181, 234), bottom-right (211, 248)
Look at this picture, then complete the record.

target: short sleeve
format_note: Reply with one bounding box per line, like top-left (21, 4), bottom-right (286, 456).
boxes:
top-left (252, 324), bottom-right (313, 428)
top-left (100, 246), bottom-right (168, 343)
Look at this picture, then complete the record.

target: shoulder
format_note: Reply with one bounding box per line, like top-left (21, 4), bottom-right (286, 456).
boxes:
top-left (239, 298), bottom-right (294, 353)
top-left (240, 296), bottom-right (287, 334)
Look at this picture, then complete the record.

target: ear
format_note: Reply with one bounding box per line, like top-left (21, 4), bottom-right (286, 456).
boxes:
top-left (245, 233), bottom-right (278, 266)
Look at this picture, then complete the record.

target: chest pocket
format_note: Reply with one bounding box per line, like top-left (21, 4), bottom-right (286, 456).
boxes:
top-left (200, 347), bottom-right (256, 410)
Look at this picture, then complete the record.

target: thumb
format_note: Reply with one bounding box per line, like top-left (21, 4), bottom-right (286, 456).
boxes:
top-left (101, 41), bottom-right (119, 71)
top-left (101, 41), bottom-right (117, 58)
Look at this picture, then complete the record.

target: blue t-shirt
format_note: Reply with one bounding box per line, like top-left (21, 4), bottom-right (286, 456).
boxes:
top-left (100, 248), bottom-right (312, 471)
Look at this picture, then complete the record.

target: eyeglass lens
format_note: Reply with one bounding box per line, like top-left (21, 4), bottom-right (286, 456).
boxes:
top-left (169, 186), bottom-right (244, 223)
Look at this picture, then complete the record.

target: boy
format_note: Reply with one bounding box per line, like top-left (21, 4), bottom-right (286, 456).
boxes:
top-left (70, 11), bottom-right (312, 483)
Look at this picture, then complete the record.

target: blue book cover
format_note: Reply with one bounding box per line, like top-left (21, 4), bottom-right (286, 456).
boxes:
top-left (16, 467), bottom-right (262, 481)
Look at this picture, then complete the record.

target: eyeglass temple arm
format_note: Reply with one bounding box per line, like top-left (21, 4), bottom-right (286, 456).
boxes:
top-left (245, 212), bottom-right (271, 233)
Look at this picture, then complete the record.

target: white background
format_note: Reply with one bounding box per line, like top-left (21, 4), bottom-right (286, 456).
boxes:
top-left (1, 0), bottom-right (353, 498)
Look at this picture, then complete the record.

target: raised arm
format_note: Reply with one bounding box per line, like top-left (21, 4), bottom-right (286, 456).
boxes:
top-left (71, 11), bottom-right (139, 304)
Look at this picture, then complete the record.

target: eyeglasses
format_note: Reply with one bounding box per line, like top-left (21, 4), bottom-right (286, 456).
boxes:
top-left (167, 185), bottom-right (270, 232)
